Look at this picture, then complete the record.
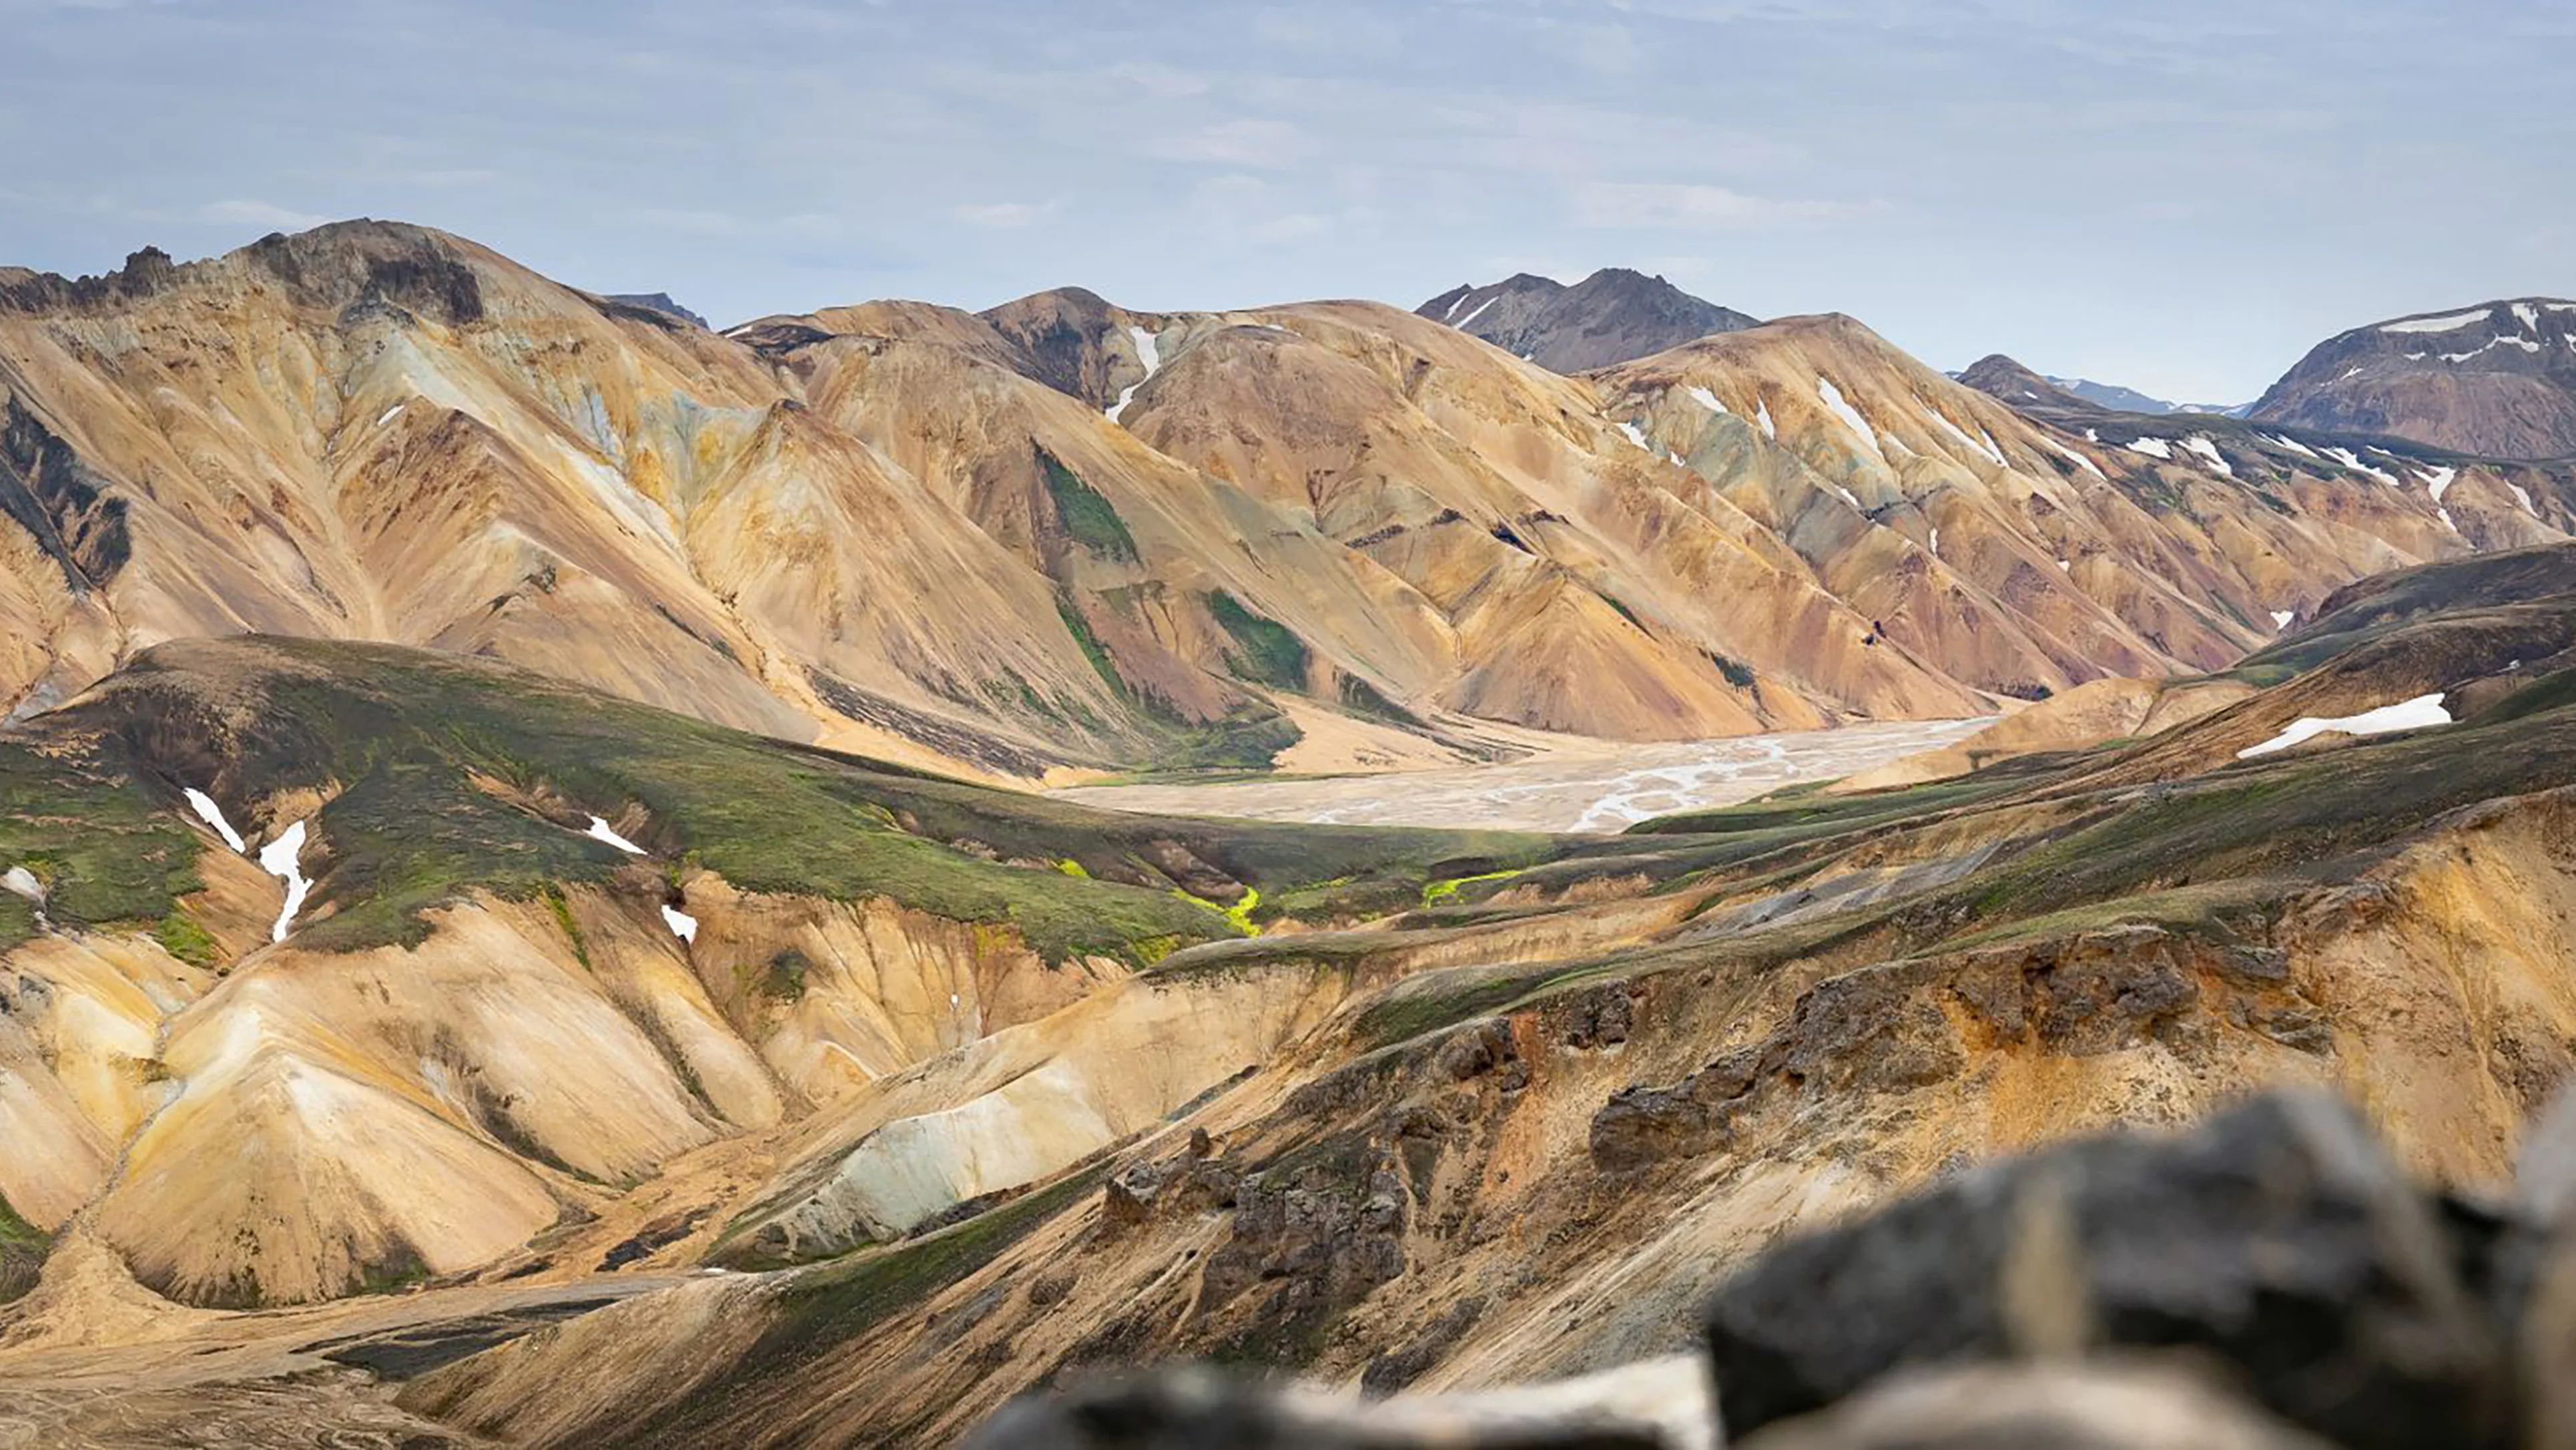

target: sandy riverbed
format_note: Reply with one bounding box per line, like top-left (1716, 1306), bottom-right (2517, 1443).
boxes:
top-left (1050, 717), bottom-right (1993, 833)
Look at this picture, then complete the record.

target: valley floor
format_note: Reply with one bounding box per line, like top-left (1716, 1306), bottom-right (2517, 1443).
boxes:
top-left (1048, 717), bottom-right (1993, 831)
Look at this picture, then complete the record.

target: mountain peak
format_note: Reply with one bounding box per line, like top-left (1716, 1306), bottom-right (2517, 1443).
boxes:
top-left (2252, 297), bottom-right (2576, 459)
top-left (1417, 266), bottom-right (1758, 373)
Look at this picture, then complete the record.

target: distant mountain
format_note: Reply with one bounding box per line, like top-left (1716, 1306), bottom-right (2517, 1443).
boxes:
top-left (2250, 298), bottom-right (2576, 459)
top-left (1416, 267), bottom-right (1758, 372)
top-left (603, 291), bottom-right (709, 328)
top-left (1955, 354), bottom-right (2103, 414)
top-left (1952, 357), bottom-right (2245, 418)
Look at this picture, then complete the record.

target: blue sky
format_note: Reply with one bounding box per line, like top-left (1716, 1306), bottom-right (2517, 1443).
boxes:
top-left (3, 0), bottom-right (2569, 401)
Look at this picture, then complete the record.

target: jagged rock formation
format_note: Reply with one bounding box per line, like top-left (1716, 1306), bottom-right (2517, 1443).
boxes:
top-left (1416, 268), bottom-right (1759, 372)
top-left (2251, 300), bottom-right (2576, 461)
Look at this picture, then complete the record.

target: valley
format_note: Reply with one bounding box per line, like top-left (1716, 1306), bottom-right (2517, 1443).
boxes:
top-left (1051, 716), bottom-right (1991, 832)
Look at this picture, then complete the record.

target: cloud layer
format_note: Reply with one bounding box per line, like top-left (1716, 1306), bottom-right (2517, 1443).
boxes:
top-left (0, 0), bottom-right (2566, 399)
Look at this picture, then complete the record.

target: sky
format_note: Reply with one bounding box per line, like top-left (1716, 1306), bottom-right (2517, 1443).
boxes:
top-left (2, 0), bottom-right (2571, 403)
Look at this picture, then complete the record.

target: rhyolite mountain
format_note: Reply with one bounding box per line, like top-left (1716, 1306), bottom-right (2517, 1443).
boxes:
top-left (4, 222), bottom-right (2569, 787)
top-left (2251, 298), bottom-right (2576, 461)
top-left (1416, 266), bottom-right (1760, 371)
top-left (7, 539), bottom-right (2576, 1444)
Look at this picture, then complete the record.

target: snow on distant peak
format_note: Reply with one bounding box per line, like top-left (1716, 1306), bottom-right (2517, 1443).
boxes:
top-left (1814, 377), bottom-right (1884, 461)
top-left (185, 788), bottom-right (248, 853)
top-left (2381, 308), bottom-right (2495, 334)
top-left (1105, 325), bottom-right (1163, 424)
top-left (2515, 302), bottom-right (2541, 330)
top-left (586, 816), bottom-right (647, 855)
top-left (2238, 694), bottom-right (2451, 758)
top-left (1453, 296), bottom-right (1500, 331)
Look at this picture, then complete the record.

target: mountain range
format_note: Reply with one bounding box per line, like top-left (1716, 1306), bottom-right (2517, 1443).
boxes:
top-left (7, 220), bottom-right (2576, 1446)
top-left (1, 223), bottom-right (2563, 791)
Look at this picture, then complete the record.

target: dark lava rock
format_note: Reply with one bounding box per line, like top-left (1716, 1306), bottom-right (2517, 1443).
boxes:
top-left (1702, 1090), bottom-right (2505, 1450)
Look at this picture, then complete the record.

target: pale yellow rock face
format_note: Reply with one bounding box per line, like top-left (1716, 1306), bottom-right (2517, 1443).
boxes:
top-left (1832, 676), bottom-right (2257, 793)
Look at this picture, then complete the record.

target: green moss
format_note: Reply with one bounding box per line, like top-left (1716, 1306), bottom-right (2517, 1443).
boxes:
top-left (1207, 590), bottom-right (1310, 690)
top-left (1421, 869), bottom-right (1519, 906)
top-left (1037, 447), bottom-right (1139, 562)
top-left (541, 883), bottom-right (590, 971)
top-left (65, 639), bottom-right (1562, 967)
top-left (153, 909), bottom-right (222, 969)
top-left (763, 948), bottom-right (811, 1002)
top-left (0, 1191), bottom-right (47, 1306)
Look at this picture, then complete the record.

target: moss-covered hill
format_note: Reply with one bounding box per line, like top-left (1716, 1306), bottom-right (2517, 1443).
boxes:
top-left (6, 636), bottom-right (1564, 965)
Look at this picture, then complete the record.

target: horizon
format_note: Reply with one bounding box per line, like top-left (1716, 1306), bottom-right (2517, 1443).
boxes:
top-left (6, 1), bottom-right (2571, 401)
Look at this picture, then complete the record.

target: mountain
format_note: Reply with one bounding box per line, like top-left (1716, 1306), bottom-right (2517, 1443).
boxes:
top-left (1955, 353), bottom-right (2104, 413)
top-left (1415, 267), bottom-right (1759, 371)
top-left (9, 543), bottom-right (2576, 1443)
top-left (603, 292), bottom-right (709, 328)
top-left (0, 221), bottom-right (2569, 793)
top-left (1953, 355), bottom-right (2246, 417)
top-left (2250, 298), bottom-right (2576, 460)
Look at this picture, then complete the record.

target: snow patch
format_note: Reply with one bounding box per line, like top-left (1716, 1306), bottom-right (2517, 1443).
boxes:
top-left (1686, 385), bottom-right (1728, 416)
top-left (2270, 610), bottom-right (2295, 630)
top-left (2516, 302), bottom-right (2541, 330)
top-left (1815, 377), bottom-right (1884, 461)
top-left (1920, 403), bottom-right (2003, 465)
top-left (2237, 693), bottom-right (2452, 759)
top-left (2510, 482), bottom-right (2538, 516)
top-left (2324, 447), bottom-right (2399, 485)
top-left (258, 821), bottom-right (310, 943)
top-left (2419, 466), bottom-right (2458, 500)
top-left (1927, 525), bottom-right (1941, 555)
top-left (2057, 559), bottom-right (2071, 573)
top-left (2042, 438), bottom-right (2106, 479)
top-left (1834, 484), bottom-right (1863, 509)
top-left (586, 816), bottom-right (646, 855)
top-left (1105, 325), bottom-right (1163, 423)
top-left (2381, 308), bottom-right (2495, 334)
top-left (661, 903), bottom-right (698, 942)
top-left (184, 788), bottom-right (248, 853)
top-left (2182, 436), bottom-right (2232, 476)
top-left (2439, 507), bottom-right (2458, 532)
top-left (1754, 398), bottom-right (1777, 441)
top-left (1616, 421), bottom-right (1653, 453)
top-left (375, 403), bottom-right (405, 427)
top-left (2124, 437), bottom-right (2174, 460)
top-left (2, 867), bottom-right (41, 903)
top-left (1453, 296), bottom-right (1499, 332)
top-left (2265, 434), bottom-right (2319, 460)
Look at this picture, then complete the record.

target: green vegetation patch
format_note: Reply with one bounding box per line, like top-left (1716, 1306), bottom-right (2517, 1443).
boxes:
top-left (64, 639), bottom-right (1563, 965)
top-left (1038, 446), bottom-right (1139, 562)
top-left (1207, 591), bottom-right (1310, 690)
top-left (0, 1191), bottom-right (50, 1306)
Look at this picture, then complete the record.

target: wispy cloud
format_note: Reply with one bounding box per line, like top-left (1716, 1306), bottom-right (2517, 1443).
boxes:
top-left (1568, 182), bottom-right (1881, 230)
top-left (954, 200), bottom-right (1058, 229)
top-left (196, 198), bottom-right (334, 231)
